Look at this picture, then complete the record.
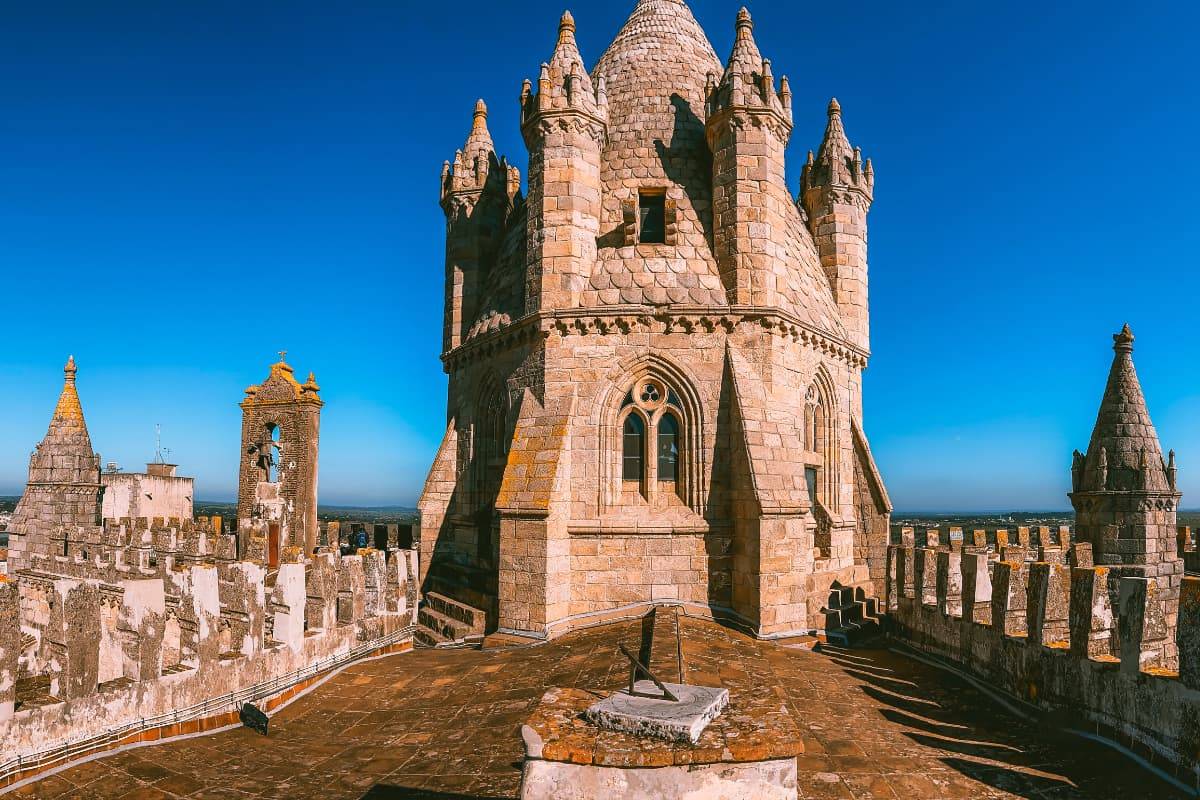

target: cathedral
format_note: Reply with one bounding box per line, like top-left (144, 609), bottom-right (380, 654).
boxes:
top-left (418, 0), bottom-right (891, 640)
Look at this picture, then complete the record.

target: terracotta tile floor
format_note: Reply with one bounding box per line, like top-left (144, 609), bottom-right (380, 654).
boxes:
top-left (21, 615), bottom-right (1183, 799)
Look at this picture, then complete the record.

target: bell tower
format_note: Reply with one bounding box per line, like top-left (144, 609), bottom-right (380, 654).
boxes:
top-left (236, 353), bottom-right (322, 565)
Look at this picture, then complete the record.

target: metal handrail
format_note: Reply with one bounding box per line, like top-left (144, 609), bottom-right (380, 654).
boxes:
top-left (0, 625), bottom-right (414, 783)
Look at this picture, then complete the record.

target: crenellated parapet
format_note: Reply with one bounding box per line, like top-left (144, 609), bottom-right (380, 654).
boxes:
top-left (21, 515), bottom-right (239, 586)
top-left (0, 546), bottom-right (418, 786)
top-left (888, 542), bottom-right (1200, 775)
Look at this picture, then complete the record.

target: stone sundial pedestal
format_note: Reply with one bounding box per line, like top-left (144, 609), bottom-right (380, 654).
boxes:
top-left (585, 680), bottom-right (729, 745)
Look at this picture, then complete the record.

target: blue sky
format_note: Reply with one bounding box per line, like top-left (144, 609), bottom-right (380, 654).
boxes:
top-left (0, 0), bottom-right (1196, 509)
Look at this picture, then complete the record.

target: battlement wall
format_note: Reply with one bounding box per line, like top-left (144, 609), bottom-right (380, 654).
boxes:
top-left (5, 515), bottom-right (236, 575)
top-left (0, 544), bottom-right (417, 785)
top-left (886, 541), bottom-right (1200, 782)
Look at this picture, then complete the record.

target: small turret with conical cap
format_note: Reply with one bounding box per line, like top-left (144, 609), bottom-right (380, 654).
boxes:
top-left (801, 97), bottom-right (875, 353)
top-left (704, 6), bottom-right (798, 308)
top-left (1069, 324), bottom-right (1183, 663)
top-left (440, 98), bottom-right (518, 352)
top-left (519, 8), bottom-right (608, 311)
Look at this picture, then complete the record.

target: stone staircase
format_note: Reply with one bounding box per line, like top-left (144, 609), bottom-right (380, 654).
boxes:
top-left (415, 591), bottom-right (488, 648)
top-left (820, 582), bottom-right (884, 647)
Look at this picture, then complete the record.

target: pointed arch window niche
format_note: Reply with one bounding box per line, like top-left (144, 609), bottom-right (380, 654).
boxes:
top-left (803, 372), bottom-right (838, 557)
top-left (604, 367), bottom-right (705, 514)
top-left (469, 377), bottom-right (509, 566)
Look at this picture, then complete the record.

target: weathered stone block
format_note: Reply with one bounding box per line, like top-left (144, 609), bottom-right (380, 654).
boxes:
top-left (1119, 576), bottom-right (1168, 674)
top-left (1069, 567), bottom-right (1115, 659)
top-left (1026, 563), bottom-right (1069, 647)
top-left (119, 579), bottom-right (166, 681)
top-left (960, 551), bottom-right (992, 625)
top-left (0, 580), bottom-right (17, 720)
top-left (991, 562), bottom-right (1028, 637)
top-left (47, 578), bottom-right (100, 700)
top-left (1177, 576), bottom-right (1200, 689)
top-left (936, 550), bottom-right (962, 618)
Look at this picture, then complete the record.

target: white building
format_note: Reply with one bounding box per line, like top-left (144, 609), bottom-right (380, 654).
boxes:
top-left (101, 463), bottom-right (194, 521)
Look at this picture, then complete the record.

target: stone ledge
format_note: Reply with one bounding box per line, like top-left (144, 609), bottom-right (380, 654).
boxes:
top-left (585, 681), bottom-right (729, 744)
top-left (521, 685), bottom-right (801, 769)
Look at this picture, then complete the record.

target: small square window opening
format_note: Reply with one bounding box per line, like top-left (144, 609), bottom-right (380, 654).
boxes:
top-left (638, 191), bottom-right (666, 244)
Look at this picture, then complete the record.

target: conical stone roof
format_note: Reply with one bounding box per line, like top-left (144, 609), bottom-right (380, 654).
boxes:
top-left (1079, 325), bottom-right (1171, 493)
top-left (582, 1), bottom-right (847, 340)
top-left (9, 356), bottom-right (103, 538)
top-left (587, 0), bottom-right (727, 307)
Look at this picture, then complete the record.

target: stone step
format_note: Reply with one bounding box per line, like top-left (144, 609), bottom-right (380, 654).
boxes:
top-left (824, 618), bottom-right (883, 648)
top-left (414, 624), bottom-right (451, 649)
top-left (423, 591), bottom-right (487, 635)
top-left (424, 574), bottom-right (494, 618)
top-left (418, 606), bottom-right (478, 642)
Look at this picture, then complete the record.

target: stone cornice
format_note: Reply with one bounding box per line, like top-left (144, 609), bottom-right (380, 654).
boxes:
top-left (705, 103), bottom-right (793, 143)
top-left (521, 108), bottom-right (608, 148)
top-left (442, 305), bottom-right (870, 372)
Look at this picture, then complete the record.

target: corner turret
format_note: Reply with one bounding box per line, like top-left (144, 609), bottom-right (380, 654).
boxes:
top-left (520, 10), bottom-right (608, 311)
top-left (7, 356), bottom-right (105, 570)
top-left (1069, 325), bottom-right (1184, 661)
top-left (704, 8), bottom-right (795, 307)
top-left (801, 98), bottom-right (874, 353)
top-left (440, 100), bottom-right (519, 353)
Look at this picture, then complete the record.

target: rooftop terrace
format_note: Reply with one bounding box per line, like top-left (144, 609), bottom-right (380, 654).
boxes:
top-left (22, 612), bottom-right (1180, 799)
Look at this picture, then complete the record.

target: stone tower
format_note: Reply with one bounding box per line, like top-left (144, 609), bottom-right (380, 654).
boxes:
top-left (801, 98), bottom-right (874, 355)
top-left (420, 0), bottom-right (891, 640)
top-left (1069, 325), bottom-right (1183, 645)
top-left (236, 355), bottom-right (322, 565)
top-left (7, 357), bottom-right (104, 571)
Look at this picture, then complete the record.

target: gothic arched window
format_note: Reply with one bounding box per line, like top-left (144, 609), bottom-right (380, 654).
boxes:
top-left (622, 413), bottom-right (646, 482)
top-left (658, 413), bottom-right (679, 483)
top-left (803, 371), bottom-right (838, 557)
top-left (615, 377), bottom-right (689, 503)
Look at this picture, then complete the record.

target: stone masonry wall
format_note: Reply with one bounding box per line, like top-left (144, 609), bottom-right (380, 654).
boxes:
top-left (2, 546), bottom-right (417, 772)
top-left (888, 541), bottom-right (1200, 783)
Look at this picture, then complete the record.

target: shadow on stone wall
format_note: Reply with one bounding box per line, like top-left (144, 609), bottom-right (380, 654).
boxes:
top-left (816, 644), bottom-right (1185, 799)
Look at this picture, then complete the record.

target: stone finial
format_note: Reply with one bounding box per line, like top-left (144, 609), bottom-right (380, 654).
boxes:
top-left (1113, 322), bottom-right (1134, 353)
top-left (735, 7), bottom-right (753, 36)
top-left (52, 356), bottom-right (86, 423)
top-left (828, 97), bottom-right (842, 117)
top-left (303, 372), bottom-right (320, 393)
top-left (473, 99), bottom-right (488, 129)
top-left (559, 9), bottom-right (576, 37)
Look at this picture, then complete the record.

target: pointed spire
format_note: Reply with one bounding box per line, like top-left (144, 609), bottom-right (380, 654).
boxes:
top-left (1080, 325), bottom-right (1172, 493)
top-left (463, 99), bottom-right (494, 162)
top-left (802, 97), bottom-right (872, 203)
top-left (443, 98), bottom-right (497, 199)
top-left (53, 355), bottom-right (85, 424)
top-left (819, 97), bottom-right (853, 165)
top-left (723, 7), bottom-right (764, 89)
top-left (529, 8), bottom-right (599, 117)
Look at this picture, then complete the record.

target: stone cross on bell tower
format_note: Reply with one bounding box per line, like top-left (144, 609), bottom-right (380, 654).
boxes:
top-left (236, 354), bottom-right (322, 565)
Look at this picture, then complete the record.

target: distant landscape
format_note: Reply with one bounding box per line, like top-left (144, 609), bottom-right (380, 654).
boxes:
top-left (7, 494), bottom-right (1200, 539)
top-left (0, 496), bottom-right (418, 525)
top-left (193, 501), bottom-right (418, 524)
